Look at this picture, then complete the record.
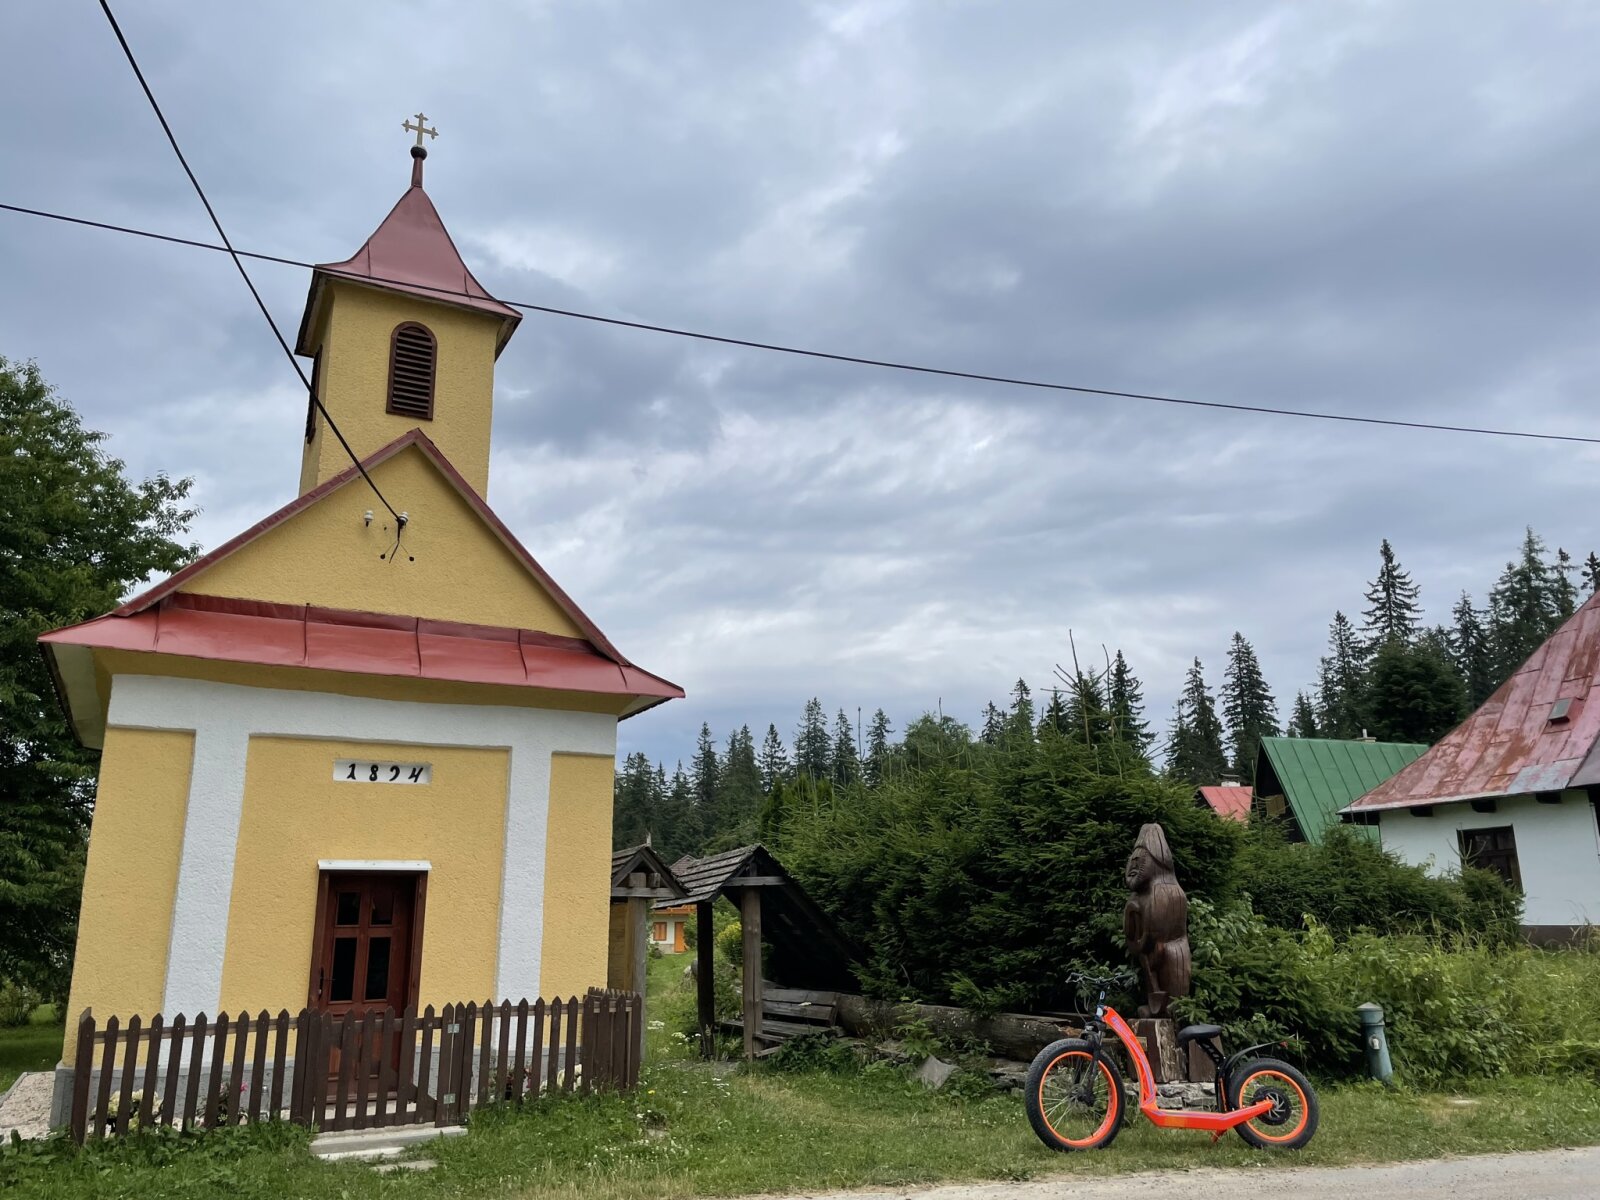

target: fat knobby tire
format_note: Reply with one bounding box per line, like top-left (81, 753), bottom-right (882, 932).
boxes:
top-left (1024, 1037), bottom-right (1125, 1152)
top-left (1228, 1056), bottom-right (1320, 1150)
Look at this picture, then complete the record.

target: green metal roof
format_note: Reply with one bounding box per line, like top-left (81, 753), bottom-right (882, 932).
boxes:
top-left (1255, 737), bottom-right (1429, 844)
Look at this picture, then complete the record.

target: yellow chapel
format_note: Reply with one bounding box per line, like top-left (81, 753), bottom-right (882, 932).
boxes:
top-left (39, 135), bottom-right (681, 1080)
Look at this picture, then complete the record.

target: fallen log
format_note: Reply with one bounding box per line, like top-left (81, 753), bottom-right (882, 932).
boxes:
top-left (832, 994), bottom-right (1077, 1062)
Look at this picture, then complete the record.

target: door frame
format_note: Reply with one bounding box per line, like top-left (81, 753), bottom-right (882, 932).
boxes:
top-left (306, 864), bottom-right (429, 1011)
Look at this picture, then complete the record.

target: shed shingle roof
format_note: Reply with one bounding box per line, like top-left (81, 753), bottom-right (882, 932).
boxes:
top-left (1349, 592), bottom-right (1600, 811)
top-left (1256, 737), bottom-right (1427, 842)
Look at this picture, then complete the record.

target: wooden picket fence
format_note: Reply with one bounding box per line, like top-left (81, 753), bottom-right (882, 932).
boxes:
top-left (69, 989), bottom-right (640, 1144)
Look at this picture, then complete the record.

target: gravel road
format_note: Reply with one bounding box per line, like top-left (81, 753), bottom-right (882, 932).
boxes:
top-left (764, 1146), bottom-right (1600, 1200)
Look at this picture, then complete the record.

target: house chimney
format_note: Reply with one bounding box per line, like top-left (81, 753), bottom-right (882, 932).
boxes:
top-left (1220, 775), bottom-right (1242, 788)
top-left (1358, 729), bottom-right (1376, 743)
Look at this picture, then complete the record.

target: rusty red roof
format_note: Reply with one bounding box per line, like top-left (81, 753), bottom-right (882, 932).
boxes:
top-left (1348, 591), bottom-right (1600, 812)
top-left (294, 176), bottom-right (519, 356)
top-left (1196, 785), bottom-right (1252, 821)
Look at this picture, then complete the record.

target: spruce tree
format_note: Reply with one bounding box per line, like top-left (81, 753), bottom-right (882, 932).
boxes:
top-left (1555, 547), bottom-right (1579, 618)
top-left (979, 703), bottom-right (1005, 745)
top-left (1058, 668), bottom-right (1112, 748)
top-left (1584, 552), bottom-right (1600, 597)
top-left (1107, 650), bottom-right (1154, 756)
top-left (865, 709), bottom-right (892, 786)
top-left (794, 698), bottom-right (831, 779)
top-left (831, 708), bottom-right (860, 786)
top-left (1487, 528), bottom-right (1561, 678)
top-left (658, 762), bottom-right (700, 860)
top-left (1007, 679), bottom-right (1035, 745)
top-left (612, 751), bottom-right (661, 849)
top-left (1366, 637), bottom-right (1467, 745)
top-left (1037, 689), bottom-right (1071, 738)
top-left (1317, 611), bottom-right (1369, 738)
top-left (1450, 591), bottom-right (1496, 706)
top-left (1361, 538), bottom-right (1422, 644)
top-left (1165, 658), bottom-right (1228, 785)
top-left (691, 723), bottom-right (720, 835)
top-left (759, 724), bottom-right (790, 792)
top-left (718, 725), bottom-right (763, 843)
top-left (1287, 691), bottom-right (1319, 738)
top-left (1221, 632), bottom-right (1279, 782)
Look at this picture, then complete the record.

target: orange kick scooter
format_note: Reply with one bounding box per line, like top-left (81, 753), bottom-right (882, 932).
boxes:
top-left (1025, 971), bottom-right (1319, 1151)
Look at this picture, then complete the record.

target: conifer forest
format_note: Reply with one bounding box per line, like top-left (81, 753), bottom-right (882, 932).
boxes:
top-left (617, 527), bottom-right (1598, 861)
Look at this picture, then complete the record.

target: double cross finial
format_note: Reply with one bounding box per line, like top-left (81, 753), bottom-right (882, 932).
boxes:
top-left (403, 113), bottom-right (438, 148)
top-left (403, 112), bottom-right (438, 186)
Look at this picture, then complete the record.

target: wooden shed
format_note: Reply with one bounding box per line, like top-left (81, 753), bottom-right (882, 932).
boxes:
top-left (666, 844), bottom-right (860, 1059)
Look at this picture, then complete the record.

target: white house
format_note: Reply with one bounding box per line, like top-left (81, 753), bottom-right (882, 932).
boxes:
top-left (1343, 590), bottom-right (1600, 942)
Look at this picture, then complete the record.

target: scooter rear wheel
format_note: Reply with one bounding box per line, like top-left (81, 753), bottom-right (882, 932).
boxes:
top-left (1024, 1038), bottom-right (1124, 1151)
top-left (1228, 1057), bottom-right (1319, 1150)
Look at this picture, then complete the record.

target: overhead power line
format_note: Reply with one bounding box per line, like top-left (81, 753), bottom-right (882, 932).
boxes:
top-left (94, 0), bottom-right (402, 521)
top-left (3, 198), bottom-right (1597, 449)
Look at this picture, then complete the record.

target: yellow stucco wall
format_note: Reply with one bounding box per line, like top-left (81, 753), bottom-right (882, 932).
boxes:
top-left (186, 444), bottom-right (585, 637)
top-left (219, 736), bottom-right (510, 1014)
top-left (301, 282), bottom-right (501, 497)
top-left (64, 728), bottom-right (195, 1058)
top-left (539, 753), bottom-right (615, 999)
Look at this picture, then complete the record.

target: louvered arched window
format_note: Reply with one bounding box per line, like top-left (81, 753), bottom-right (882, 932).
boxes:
top-left (387, 322), bottom-right (437, 419)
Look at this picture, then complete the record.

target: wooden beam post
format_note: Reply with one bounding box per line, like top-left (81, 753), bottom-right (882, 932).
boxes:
top-left (696, 902), bottom-right (715, 1058)
top-left (625, 894), bottom-right (649, 1065)
top-left (741, 888), bottom-right (763, 1061)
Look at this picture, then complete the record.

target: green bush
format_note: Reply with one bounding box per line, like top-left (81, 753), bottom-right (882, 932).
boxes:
top-left (1237, 823), bottom-right (1522, 943)
top-left (764, 1033), bottom-right (863, 1074)
top-left (716, 920), bottom-right (744, 967)
top-left (1179, 897), bottom-right (1600, 1084)
top-left (781, 720), bottom-right (1241, 1012)
top-left (0, 980), bottom-right (41, 1028)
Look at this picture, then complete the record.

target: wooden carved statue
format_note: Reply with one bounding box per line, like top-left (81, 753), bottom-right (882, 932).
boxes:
top-left (1122, 822), bottom-right (1191, 1017)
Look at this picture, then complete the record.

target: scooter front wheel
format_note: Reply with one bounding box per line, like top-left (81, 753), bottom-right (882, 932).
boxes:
top-left (1229, 1057), bottom-right (1319, 1150)
top-left (1024, 1037), bottom-right (1124, 1151)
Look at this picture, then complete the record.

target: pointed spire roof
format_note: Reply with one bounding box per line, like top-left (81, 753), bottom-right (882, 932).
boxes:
top-left (296, 155), bottom-right (520, 356)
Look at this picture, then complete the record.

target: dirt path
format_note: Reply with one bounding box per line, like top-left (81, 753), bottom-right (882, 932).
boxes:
top-left (764, 1146), bottom-right (1600, 1200)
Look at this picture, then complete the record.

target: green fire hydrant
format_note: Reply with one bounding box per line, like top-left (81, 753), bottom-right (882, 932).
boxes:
top-left (1357, 1001), bottom-right (1393, 1085)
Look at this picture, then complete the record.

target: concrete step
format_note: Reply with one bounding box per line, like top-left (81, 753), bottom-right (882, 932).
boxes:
top-left (310, 1122), bottom-right (466, 1161)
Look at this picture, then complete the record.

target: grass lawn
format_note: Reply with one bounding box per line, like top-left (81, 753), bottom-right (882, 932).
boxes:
top-left (7, 966), bottom-right (1600, 1198)
top-left (7, 1047), bottom-right (1600, 1198)
top-left (1, 1007), bottom-right (63, 1093)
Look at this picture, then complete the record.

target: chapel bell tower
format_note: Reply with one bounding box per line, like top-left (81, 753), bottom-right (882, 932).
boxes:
top-left (293, 115), bottom-right (521, 498)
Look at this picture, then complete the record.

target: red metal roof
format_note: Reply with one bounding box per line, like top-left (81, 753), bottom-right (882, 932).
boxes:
top-left (294, 176), bottom-right (519, 356)
top-left (1196, 785), bottom-right (1252, 821)
top-left (1349, 591), bottom-right (1600, 811)
top-left (40, 593), bottom-right (680, 708)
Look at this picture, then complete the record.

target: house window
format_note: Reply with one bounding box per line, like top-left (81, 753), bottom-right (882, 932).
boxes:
top-left (652, 922), bottom-right (667, 943)
top-left (1459, 825), bottom-right (1522, 890)
top-left (387, 323), bottom-right (436, 419)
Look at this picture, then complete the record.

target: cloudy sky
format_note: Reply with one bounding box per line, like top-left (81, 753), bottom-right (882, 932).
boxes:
top-left (5, 1), bottom-right (1599, 766)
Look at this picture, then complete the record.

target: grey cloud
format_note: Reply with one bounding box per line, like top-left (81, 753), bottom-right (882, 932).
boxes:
top-left (3, 0), bottom-right (1598, 766)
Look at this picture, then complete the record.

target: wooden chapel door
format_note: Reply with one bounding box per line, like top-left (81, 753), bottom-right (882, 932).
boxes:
top-left (311, 873), bottom-right (421, 1079)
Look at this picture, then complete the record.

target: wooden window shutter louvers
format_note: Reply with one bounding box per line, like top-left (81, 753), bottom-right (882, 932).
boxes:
top-left (387, 323), bottom-right (437, 420)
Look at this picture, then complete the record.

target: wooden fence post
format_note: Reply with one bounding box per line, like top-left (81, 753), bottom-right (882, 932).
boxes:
top-left (93, 1015), bottom-right (118, 1139)
top-left (69, 1009), bottom-right (95, 1145)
